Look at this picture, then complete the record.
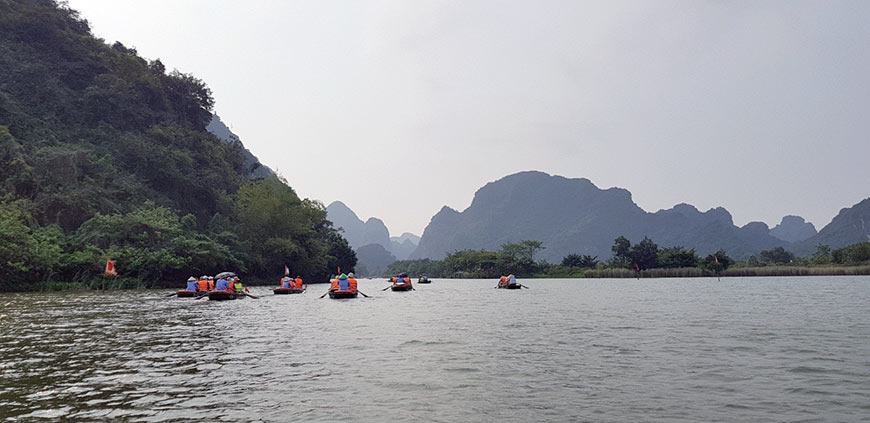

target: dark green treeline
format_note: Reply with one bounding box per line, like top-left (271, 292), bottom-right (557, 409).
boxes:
top-left (0, 0), bottom-right (355, 290)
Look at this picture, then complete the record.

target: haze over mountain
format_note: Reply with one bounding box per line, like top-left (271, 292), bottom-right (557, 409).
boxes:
top-left (794, 199), bottom-right (870, 256)
top-left (325, 201), bottom-right (391, 250)
top-left (410, 171), bottom-right (864, 262)
top-left (206, 114), bottom-right (274, 180)
top-left (769, 216), bottom-right (817, 243)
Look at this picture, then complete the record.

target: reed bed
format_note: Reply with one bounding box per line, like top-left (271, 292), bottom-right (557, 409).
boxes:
top-left (583, 265), bottom-right (870, 278)
top-left (722, 265), bottom-right (870, 277)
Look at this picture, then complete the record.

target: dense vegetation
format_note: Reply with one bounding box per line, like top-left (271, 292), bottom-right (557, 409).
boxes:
top-left (0, 0), bottom-right (355, 291)
top-left (385, 236), bottom-right (870, 279)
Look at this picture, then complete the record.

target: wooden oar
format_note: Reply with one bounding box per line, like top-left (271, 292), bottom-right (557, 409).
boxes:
top-left (165, 292), bottom-right (178, 297)
top-left (319, 290), bottom-right (332, 299)
top-left (520, 284), bottom-right (530, 289)
top-left (242, 292), bottom-right (259, 299)
top-left (195, 292), bottom-right (210, 300)
top-left (357, 290), bottom-right (370, 298)
top-left (381, 285), bottom-right (393, 291)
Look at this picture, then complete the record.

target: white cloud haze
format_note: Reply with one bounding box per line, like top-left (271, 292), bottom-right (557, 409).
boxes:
top-left (67, 0), bottom-right (870, 236)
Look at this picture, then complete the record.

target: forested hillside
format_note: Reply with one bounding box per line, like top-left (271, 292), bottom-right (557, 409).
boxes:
top-left (0, 0), bottom-right (355, 290)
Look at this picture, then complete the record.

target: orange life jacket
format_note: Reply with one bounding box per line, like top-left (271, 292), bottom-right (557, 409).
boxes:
top-left (330, 278), bottom-right (339, 291)
top-left (348, 278), bottom-right (358, 292)
top-left (295, 277), bottom-right (303, 289)
top-left (197, 280), bottom-right (208, 291)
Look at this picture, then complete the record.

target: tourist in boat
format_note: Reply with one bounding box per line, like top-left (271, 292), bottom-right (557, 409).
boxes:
top-left (207, 276), bottom-right (215, 290)
top-left (215, 276), bottom-right (231, 291)
top-left (394, 272), bottom-right (412, 288)
top-left (294, 275), bottom-right (304, 289)
top-left (498, 274), bottom-right (508, 287)
top-left (232, 277), bottom-right (249, 294)
top-left (197, 276), bottom-right (209, 292)
top-left (185, 277), bottom-right (198, 292)
top-left (280, 277), bottom-right (293, 288)
top-left (507, 274), bottom-right (518, 287)
top-left (347, 273), bottom-right (358, 292)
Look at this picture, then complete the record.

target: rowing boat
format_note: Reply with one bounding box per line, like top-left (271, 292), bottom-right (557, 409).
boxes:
top-left (273, 287), bottom-right (305, 295)
top-left (328, 290), bottom-right (358, 299)
top-left (208, 291), bottom-right (246, 301)
top-left (497, 284), bottom-right (522, 290)
top-left (391, 284), bottom-right (413, 291)
top-left (176, 290), bottom-right (197, 298)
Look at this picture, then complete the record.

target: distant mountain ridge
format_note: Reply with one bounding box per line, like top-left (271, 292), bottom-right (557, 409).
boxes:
top-left (410, 171), bottom-right (863, 262)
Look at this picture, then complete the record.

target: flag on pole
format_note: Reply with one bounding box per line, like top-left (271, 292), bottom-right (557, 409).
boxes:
top-left (104, 258), bottom-right (117, 276)
top-left (714, 255), bottom-right (720, 265)
top-left (284, 265), bottom-right (290, 277)
top-left (634, 263), bottom-right (640, 272)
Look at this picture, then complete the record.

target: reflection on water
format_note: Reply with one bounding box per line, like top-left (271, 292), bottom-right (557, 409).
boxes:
top-left (1, 277), bottom-right (869, 422)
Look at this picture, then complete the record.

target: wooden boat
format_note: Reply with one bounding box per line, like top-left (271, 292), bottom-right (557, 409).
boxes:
top-left (273, 287), bottom-right (305, 295)
top-left (391, 284), bottom-right (413, 291)
top-left (417, 279), bottom-right (431, 284)
top-left (498, 284), bottom-right (522, 289)
top-left (208, 290), bottom-right (245, 301)
top-left (176, 290), bottom-right (197, 297)
top-left (328, 290), bottom-right (358, 299)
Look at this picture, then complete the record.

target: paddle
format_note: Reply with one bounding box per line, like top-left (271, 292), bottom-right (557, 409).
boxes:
top-left (242, 292), bottom-right (259, 299)
top-left (381, 285), bottom-right (393, 291)
top-left (165, 292), bottom-right (178, 297)
top-left (195, 292), bottom-right (210, 300)
top-left (357, 290), bottom-right (369, 298)
top-left (319, 290), bottom-right (332, 299)
top-left (520, 284), bottom-right (530, 289)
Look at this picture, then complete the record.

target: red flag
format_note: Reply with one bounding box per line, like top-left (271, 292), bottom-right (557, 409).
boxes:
top-left (104, 258), bottom-right (117, 276)
top-left (714, 255), bottom-right (720, 265)
top-left (284, 265), bottom-right (290, 276)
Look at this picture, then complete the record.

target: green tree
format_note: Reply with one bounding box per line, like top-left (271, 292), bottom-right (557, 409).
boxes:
top-left (811, 244), bottom-right (832, 265)
top-left (657, 246), bottom-right (699, 268)
top-left (758, 247), bottom-right (795, 265)
top-left (561, 254), bottom-right (598, 268)
top-left (629, 237), bottom-right (660, 270)
top-left (702, 250), bottom-right (733, 272)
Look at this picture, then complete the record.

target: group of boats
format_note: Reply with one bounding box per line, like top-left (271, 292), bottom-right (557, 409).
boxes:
top-left (171, 272), bottom-right (526, 301)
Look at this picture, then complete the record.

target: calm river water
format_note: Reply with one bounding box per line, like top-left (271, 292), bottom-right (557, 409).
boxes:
top-left (1, 277), bottom-right (869, 422)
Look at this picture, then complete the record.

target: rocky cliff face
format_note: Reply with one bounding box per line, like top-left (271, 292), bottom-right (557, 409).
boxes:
top-left (411, 171), bottom-right (790, 261)
top-left (325, 201), bottom-right (391, 250)
top-left (795, 198), bottom-right (870, 255)
top-left (769, 215), bottom-right (817, 243)
top-left (206, 114), bottom-right (274, 180)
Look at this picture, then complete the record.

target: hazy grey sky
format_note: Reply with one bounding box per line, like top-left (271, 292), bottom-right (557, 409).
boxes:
top-left (67, 0), bottom-right (870, 236)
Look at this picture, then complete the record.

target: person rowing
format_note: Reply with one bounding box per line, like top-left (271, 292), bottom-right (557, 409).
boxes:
top-left (294, 275), bottom-right (305, 290)
top-left (507, 274), bottom-right (518, 287)
top-left (498, 274), bottom-right (508, 288)
top-left (280, 276), bottom-right (293, 289)
top-left (232, 277), bottom-right (249, 294)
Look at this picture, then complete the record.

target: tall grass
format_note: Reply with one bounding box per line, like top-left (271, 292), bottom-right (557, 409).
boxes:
top-left (583, 267), bottom-right (710, 278)
top-left (722, 265), bottom-right (870, 277)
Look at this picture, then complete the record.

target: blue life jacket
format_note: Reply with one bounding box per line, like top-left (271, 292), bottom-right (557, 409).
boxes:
top-left (508, 277), bottom-right (517, 285)
top-left (215, 278), bottom-right (230, 290)
top-left (186, 281), bottom-right (197, 291)
top-left (282, 281), bottom-right (291, 288)
top-left (339, 279), bottom-right (350, 291)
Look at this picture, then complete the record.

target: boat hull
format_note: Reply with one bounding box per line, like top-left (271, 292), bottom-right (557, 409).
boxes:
top-left (498, 284), bottom-right (522, 289)
top-left (328, 291), bottom-right (358, 299)
top-left (391, 284), bottom-right (413, 291)
top-left (176, 290), bottom-right (197, 297)
top-left (273, 288), bottom-right (305, 295)
top-left (417, 280), bottom-right (431, 284)
top-left (208, 291), bottom-right (242, 301)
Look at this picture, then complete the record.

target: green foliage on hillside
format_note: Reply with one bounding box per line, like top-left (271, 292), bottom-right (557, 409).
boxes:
top-left (0, 0), bottom-right (354, 290)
